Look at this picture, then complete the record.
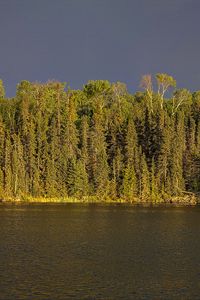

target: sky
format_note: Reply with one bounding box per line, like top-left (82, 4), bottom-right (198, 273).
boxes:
top-left (0, 0), bottom-right (200, 97)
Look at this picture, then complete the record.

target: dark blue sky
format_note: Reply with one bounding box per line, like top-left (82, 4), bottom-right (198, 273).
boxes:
top-left (1, 0), bottom-right (200, 97)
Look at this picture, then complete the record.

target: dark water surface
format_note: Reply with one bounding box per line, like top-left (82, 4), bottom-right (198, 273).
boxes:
top-left (0, 204), bottom-right (200, 299)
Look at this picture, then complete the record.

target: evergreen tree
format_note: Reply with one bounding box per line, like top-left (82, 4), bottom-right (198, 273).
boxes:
top-left (89, 107), bottom-right (110, 198)
top-left (0, 80), bottom-right (5, 99)
top-left (140, 154), bottom-right (150, 200)
top-left (0, 76), bottom-right (199, 202)
top-left (121, 165), bottom-right (137, 201)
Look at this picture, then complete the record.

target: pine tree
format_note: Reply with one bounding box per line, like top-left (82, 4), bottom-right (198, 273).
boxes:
top-left (89, 109), bottom-right (110, 198)
top-left (0, 117), bottom-right (5, 197)
top-left (121, 165), bottom-right (137, 201)
top-left (0, 80), bottom-right (5, 99)
top-left (140, 154), bottom-right (150, 200)
top-left (3, 133), bottom-right (12, 196)
top-left (150, 158), bottom-right (160, 202)
top-left (0, 77), bottom-right (199, 202)
top-left (169, 113), bottom-right (186, 195)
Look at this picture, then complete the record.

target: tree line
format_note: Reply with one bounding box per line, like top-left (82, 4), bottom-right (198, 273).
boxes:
top-left (0, 74), bottom-right (199, 202)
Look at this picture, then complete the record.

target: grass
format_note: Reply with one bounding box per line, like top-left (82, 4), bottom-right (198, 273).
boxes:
top-left (0, 193), bottom-right (198, 206)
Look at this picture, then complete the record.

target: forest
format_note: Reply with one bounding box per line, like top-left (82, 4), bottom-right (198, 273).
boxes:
top-left (0, 73), bottom-right (199, 203)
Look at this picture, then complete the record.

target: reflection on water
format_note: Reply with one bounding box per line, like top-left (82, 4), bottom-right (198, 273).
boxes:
top-left (0, 204), bottom-right (200, 299)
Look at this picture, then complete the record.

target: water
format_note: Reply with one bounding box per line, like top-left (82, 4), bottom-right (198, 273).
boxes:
top-left (0, 204), bottom-right (200, 299)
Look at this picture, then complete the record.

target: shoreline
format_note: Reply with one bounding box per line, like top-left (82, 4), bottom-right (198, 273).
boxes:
top-left (0, 194), bottom-right (199, 206)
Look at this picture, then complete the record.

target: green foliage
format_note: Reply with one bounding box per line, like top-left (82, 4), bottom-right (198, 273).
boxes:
top-left (0, 77), bottom-right (199, 202)
top-left (140, 155), bottom-right (150, 200)
top-left (156, 73), bottom-right (176, 109)
top-left (156, 73), bottom-right (176, 89)
top-left (0, 80), bottom-right (5, 98)
top-left (83, 80), bottom-right (111, 97)
top-left (121, 165), bottom-right (137, 201)
top-left (172, 89), bottom-right (192, 115)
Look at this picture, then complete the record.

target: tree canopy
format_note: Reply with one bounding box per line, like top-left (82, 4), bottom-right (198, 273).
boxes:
top-left (0, 75), bottom-right (199, 203)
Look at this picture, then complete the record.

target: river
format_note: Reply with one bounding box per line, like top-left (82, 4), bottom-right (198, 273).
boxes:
top-left (0, 204), bottom-right (200, 299)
